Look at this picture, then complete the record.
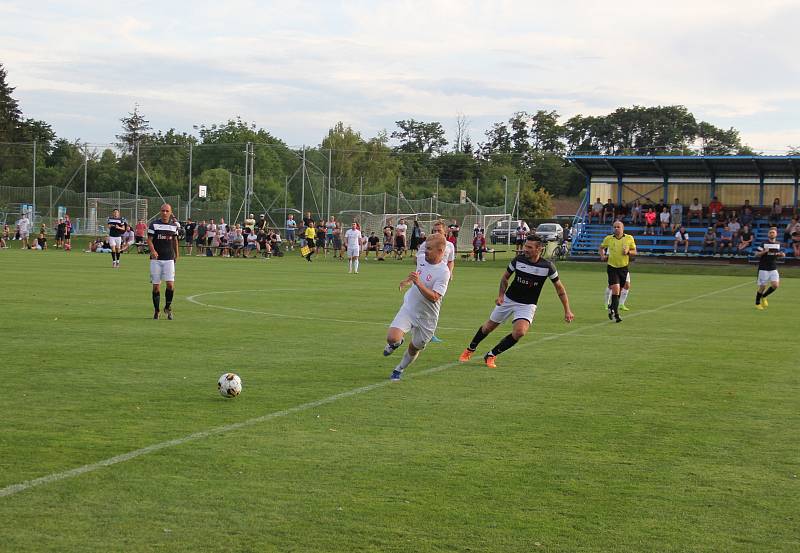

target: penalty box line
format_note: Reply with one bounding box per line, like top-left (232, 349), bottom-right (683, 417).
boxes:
top-left (0, 280), bottom-right (750, 499)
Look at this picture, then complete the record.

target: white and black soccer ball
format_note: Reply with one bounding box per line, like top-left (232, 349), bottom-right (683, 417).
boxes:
top-left (218, 373), bottom-right (242, 398)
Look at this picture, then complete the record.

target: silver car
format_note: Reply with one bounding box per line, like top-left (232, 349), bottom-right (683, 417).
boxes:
top-left (534, 223), bottom-right (564, 242)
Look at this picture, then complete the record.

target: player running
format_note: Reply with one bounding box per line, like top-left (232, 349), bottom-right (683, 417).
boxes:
top-left (755, 227), bottom-right (785, 310)
top-left (345, 222), bottom-right (362, 273)
top-left (147, 204), bottom-right (179, 320)
top-left (107, 209), bottom-right (127, 267)
top-left (384, 233), bottom-right (450, 381)
top-left (459, 234), bottom-right (574, 368)
top-left (599, 221), bottom-right (636, 322)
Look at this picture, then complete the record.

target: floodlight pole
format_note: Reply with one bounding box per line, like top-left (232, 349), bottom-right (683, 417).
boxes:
top-left (135, 142), bottom-right (140, 221)
top-left (396, 176), bottom-right (400, 219)
top-left (83, 147), bottom-right (88, 223)
top-left (300, 145), bottom-right (306, 217)
top-left (359, 176), bottom-right (363, 218)
top-left (228, 171), bottom-right (233, 223)
top-left (327, 148), bottom-right (332, 221)
top-left (188, 143), bottom-right (193, 220)
top-left (435, 178), bottom-right (439, 216)
top-left (32, 140), bottom-right (36, 225)
top-left (284, 175), bottom-right (288, 226)
top-left (475, 177), bottom-right (479, 216)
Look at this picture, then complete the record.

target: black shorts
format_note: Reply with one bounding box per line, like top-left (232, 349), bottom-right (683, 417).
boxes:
top-left (395, 236), bottom-right (406, 249)
top-left (607, 265), bottom-right (629, 287)
top-left (135, 235), bottom-right (145, 244)
top-left (515, 238), bottom-right (524, 246)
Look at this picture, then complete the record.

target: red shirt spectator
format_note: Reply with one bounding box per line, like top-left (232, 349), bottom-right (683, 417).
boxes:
top-left (708, 197), bottom-right (724, 215)
top-left (135, 220), bottom-right (147, 238)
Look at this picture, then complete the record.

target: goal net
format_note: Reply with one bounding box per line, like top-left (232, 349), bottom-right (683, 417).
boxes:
top-left (86, 198), bottom-right (148, 236)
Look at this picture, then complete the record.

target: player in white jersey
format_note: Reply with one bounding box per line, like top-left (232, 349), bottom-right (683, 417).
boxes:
top-left (344, 222), bottom-right (362, 273)
top-left (384, 233), bottom-right (450, 381)
top-left (416, 220), bottom-right (455, 343)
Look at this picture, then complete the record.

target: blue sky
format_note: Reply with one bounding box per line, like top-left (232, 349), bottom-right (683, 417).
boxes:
top-left (2, 0), bottom-right (799, 152)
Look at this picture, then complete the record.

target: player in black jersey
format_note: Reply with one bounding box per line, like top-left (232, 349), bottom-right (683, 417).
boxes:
top-left (459, 235), bottom-right (574, 368)
top-left (147, 204), bottom-right (179, 320)
top-left (754, 227), bottom-right (785, 310)
top-left (107, 209), bottom-right (127, 267)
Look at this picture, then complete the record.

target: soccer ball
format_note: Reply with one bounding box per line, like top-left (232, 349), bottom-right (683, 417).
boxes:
top-left (218, 373), bottom-right (242, 398)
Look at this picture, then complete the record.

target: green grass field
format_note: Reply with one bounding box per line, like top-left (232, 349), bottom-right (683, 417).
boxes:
top-left (1, 247), bottom-right (798, 552)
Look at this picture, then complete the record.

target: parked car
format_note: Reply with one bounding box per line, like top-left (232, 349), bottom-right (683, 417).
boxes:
top-left (534, 223), bottom-right (564, 242)
top-left (490, 220), bottom-right (527, 244)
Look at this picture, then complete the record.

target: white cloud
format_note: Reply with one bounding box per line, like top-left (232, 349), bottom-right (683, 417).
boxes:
top-left (1, 0), bottom-right (798, 150)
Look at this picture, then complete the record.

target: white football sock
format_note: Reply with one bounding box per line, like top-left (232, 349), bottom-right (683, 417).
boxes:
top-left (395, 350), bottom-right (419, 372)
top-left (354, 259), bottom-right (359, 272)
top-left (620, 289), bottom-right (629, 306)
top-left (604, 287), bottom-right (612, 306)
top-left (348, 260), bottom-right (353, 271)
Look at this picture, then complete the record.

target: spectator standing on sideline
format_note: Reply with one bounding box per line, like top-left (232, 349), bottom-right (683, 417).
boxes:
top-left (395, 218), bottom-right (408, 260)
top-left (670, 198), bottom-right (683, 231)
top-left (183, 218), bottom-right (196, 255)
top-left (194, 220), bottom-right (207, 256)
top-left (409, 220), bottom-right (422, 254)
top-left (18, 213), bottom-right (31, 249)
top-left (285, 214), bottom-right (297, 249)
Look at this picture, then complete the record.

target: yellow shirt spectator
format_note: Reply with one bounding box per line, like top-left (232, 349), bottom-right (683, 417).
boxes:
top-left (600, 233), bottom-right (636, 268)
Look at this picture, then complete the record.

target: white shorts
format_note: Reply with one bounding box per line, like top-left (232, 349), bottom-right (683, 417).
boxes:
top-left (489, 297), bottom-right (537, 324)
top-left (757, 270), bottom-right (779, 286)
top-left (389, 305), bottom-right (437, 349)
top-left (20, 232), bottom-right (29, 239)
top-left (108, 236), bottom-right (122, 249)
top-left (347, 246), bottom-right (360, 257)
top-left (150, 259), bottom-right (176, 284)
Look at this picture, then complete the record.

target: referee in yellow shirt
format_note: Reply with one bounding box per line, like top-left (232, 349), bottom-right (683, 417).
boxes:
top-left (599, 221), bottom-right (636, 322)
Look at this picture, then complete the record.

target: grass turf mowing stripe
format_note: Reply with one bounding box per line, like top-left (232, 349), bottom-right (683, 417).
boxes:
top-left (0, 279), bottom-right (751, 499)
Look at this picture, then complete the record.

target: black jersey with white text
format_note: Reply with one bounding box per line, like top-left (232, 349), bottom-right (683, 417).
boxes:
top-left (147, 220), bottom-right (179, 260)
top-left (107, 217), bottom-right (127, 237)
top-left (757, 241), bottom-right (780, 271)
top-left (504, 255), bottom-right (559, 305)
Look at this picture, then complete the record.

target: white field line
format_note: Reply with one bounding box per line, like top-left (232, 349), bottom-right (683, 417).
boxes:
top-left (1, 280), bottom-right (751, 499)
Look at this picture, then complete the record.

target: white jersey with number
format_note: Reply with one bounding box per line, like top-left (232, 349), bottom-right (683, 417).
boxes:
top-left (345, 228), bottom-right (362, 249)
top-left (416, 239), bottom-right (455, 268)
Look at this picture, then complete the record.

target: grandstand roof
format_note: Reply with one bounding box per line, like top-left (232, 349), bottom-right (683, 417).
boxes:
top-left (567, 155), bottom-right (800, 179)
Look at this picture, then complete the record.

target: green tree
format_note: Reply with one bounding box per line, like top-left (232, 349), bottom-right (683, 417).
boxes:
top-left (116, 104), bottom-right (152, 154)
top-left (0, 63), bottom-right (22, 143)
top-left (518, 184), bottom-right (553, 220)
top-left (391, 119), bottom-right (448, 154)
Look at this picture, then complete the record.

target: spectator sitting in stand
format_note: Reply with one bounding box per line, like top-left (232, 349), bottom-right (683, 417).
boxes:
top-left (782, 217), bottom-right (798, 245)
top-left (644, 208), bottom-right (657, 235)
top-left (740, 202), bottom-right (754, 227)
top-left (658, 207), bottom-right (670, 235)
top-left (718, 225), bottom-right (734, 256)
top-left (738, 224), bottom-right (754, 255)
top-left (673, 226), bottom-right (690, 254)
top-left (602, 199), bottom-right (616, 224)
top-left (727, 217), bottom-right (741, 247)
top-left (630, 200), bottom-right (642, 224)
top-left (472, 231), bottom-right (486, 262)
top-left (790, 221), bottom-right (800, 257)
top-left (590, 198), bottom-right (603, 223)
top-left (702, 227), bottom-right (717, 255)
top-left (669, 198), bottom-right (683, 232)
top-left (688, 198), bottom-right (703, 224)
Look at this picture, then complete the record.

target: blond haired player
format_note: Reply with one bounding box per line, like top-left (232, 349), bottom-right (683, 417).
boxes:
top-left (384, 233), bottom-right (450, 381)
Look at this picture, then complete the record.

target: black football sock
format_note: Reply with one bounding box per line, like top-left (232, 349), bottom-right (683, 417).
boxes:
top-left (488, 334), bottom-right (518, 357)
top-left (762, 286), bottom-right (776, 298)
top-left (165, 289), bottom-right (174, 309)
top-left (152, 291), bottom-right (160, 310)
top-left (755, 292), bottom-right (763, 305)
top-left (469, 327), bottom-right (488, 351)
top-left (610, 294), bottom-right (620, 313)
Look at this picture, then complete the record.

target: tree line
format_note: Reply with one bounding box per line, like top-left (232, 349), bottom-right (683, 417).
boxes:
top-left (0, 62), bottom-right (776, 220)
